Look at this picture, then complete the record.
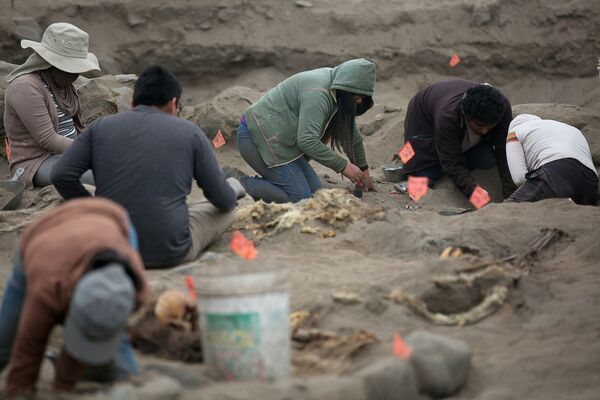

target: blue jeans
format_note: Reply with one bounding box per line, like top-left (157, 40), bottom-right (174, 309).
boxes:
top-left (0, 240), bottom-right (139, 380)
top-left (237, 122), bottom-right (322, 203)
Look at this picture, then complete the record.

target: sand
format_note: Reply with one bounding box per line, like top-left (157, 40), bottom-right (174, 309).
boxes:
top-left (1, 0), bottom-right (600, 399)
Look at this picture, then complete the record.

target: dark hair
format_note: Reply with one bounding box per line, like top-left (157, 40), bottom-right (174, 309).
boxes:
top-left (132, 65), bottom-right (182, 107)
top-left (325, 91), bottom-right (373, 162)
top-left (461, 84), bottom-right (506, 125)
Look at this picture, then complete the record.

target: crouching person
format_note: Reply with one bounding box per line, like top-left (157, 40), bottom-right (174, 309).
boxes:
top-left (506, 114), bottom-right (598, 205)
top-left (0, 198), bottom-right (148, 398)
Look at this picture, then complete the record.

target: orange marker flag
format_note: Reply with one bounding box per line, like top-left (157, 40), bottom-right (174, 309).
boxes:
top-left (4, 138), bottom-right (10, 162)
top-left (398, 141), bottom-right (415, 164)
top-left (229, 230), bottom-right (257, 260)
top-left (449, 54), bottom-right (461, 68)
top-left (184, 275), bottom-right (197, 301)
top-left (213, 130), bottom-right (226, 149)
top-left (407, 176), bottom-right (428, 202)
top-left (469, 185), bottom-right (491, 209)
top-left (393, 332), bottom-right (412, 360)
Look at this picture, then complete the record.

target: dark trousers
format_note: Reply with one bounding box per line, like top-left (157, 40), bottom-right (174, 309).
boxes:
top-left (506, 158), bottom-right (598, 205)
top-left (408, 141), bottom-right (496, 182)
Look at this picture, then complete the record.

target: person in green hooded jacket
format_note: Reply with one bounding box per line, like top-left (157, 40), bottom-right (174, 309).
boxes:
top-left (227, 58), bottom-right (377, 203)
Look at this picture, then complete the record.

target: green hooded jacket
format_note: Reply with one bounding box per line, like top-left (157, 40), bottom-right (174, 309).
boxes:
top-left (243, 58), bottom-right (376, 172)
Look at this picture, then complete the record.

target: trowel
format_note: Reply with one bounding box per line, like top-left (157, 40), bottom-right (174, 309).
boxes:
top-left (0, 168), bottom-right (25, 211)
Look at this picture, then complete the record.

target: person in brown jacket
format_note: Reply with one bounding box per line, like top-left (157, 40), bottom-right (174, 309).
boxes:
top-left (0, 198), bottom-right (148, 398)
top-left (3, 22), bottom-right (100, 188)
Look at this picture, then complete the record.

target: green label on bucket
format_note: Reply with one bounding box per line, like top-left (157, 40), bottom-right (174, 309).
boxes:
top-left (204, 312), bottom-right (263, 380)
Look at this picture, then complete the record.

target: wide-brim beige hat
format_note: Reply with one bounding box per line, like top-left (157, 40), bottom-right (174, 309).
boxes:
top-left (21, 22), bottom-right (99, 74)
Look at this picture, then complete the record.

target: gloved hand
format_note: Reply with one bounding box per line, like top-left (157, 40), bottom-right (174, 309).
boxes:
top-left (226, 177), bottom-right (246, 200)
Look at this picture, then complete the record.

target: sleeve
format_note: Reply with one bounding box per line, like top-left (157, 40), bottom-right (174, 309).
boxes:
top-left (296, 91), bottom-right (347, 173)
top-left (506, 130), bottom-right (528, 186)
top-left (53, 350), bottom-right (86, 392)
top-left (4, 297), bottom-right (57, 398)
top-left (7, 80), bottom-right (73, 154)
top-left (434, 116), bottom-right (477, 197)
top-left (490, 104), bottom-right (518, 198)
top-left (351, 124), bottom-right (368, 169)
top-left (192, 129), bottom-right (237, 212)
top-left (50, 124), bottom-right (95, 199)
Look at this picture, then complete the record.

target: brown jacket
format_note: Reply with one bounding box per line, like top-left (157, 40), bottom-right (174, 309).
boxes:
top-left (5, 198), bottom-right (148, 398)
top-left (3, 72), bottom-right (74, 187)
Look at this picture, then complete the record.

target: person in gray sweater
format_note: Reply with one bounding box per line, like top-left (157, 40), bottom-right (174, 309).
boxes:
top-left (52, 66), bottom-right (244, 268)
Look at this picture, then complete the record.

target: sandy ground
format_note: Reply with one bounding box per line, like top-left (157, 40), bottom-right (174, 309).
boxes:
top-left (0, 0), bottom-right (600, 399)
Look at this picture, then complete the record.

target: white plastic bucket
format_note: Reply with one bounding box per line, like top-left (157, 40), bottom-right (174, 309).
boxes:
top-left (196, 262), bottom-right (290, 381)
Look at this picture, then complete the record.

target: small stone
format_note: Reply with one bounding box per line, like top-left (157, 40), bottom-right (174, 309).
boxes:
top-left (355, 357), bottom-right (420, 400)
top-left (137, 376), bottom-right (182, 400)
top-left (109, 383), bottom-right (139, 400)
top-left (383, 105), bottom-right (401, 113)
top-left (374, 113), bottom-right (384, 122)
top-left (295, 0), bottom-right (314, 8)
top-left (200, 22), bottom-right (212, 30)
top-left (265, 10), bottom-right (275, 20)
top-left (217, 9), bottom-right (230, 22)
top-left (406, 330), bottom-right (472, 397)
top-left (304, 376), bottom-right (367, 400)
top-left (364, 297), bottom-right (388, 315)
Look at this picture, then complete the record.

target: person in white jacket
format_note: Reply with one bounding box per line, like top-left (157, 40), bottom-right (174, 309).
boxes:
top-left (505, 114), bottom-right (598, 205)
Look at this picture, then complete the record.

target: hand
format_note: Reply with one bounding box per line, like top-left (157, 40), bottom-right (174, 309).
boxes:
top-left (342, 162), bottom-right (363, 184)
top-left (226, 177), bottom-right (246, 200)
top-left (361, 169), bottom-right (377, 192)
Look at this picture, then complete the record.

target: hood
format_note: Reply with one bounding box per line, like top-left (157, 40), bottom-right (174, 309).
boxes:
top-left (509, 113), bottom-right (541, 132)
top-left (330, 58), bottom-right (376, 97)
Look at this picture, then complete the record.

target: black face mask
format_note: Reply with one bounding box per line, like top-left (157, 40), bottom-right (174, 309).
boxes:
top-left (49, 67), bottom-right (79, 86)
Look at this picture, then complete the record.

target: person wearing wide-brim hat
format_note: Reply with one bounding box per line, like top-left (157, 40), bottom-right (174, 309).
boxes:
top-left (3, 22), bottom-right (100, 188)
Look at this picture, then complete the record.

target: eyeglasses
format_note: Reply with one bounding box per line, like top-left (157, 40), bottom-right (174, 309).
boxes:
top-left (176, 99), bottom-right (183, 117)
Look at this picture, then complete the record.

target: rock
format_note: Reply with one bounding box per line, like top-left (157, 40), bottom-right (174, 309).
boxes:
top-left (183, 86), bottom-right (261, 141)
top-left (295, 0), bottom-right (314, 8)
top-left (13, 17), bottom-right (42, 41)
top-left (0, 61), bottom-right (18, 138)
top-left (200, 22), bottom-right (212, 30)
top-left (511, 103), bottom-right (598, 129)
top-left (384, 104), bottom-right (401, 113)
top-left (113, 74), bottom-right (138, 85)
top-left (302, 376), bottom-right (367, 400)
top-left (364, 297), bottom-right (388, 315)
top-left (405, 330), bottom-right (472, 397)
top-left (111, 87), bottom-right (134, 113)
top-left (137, 376), bottom-right (182, 400)
top-left (355, 357), bottom-right (420, 400)
top-left (357, 104), bottom-right (386, 136)
top-left (217, 8), bottom-right (235, 23)
top-left (77, 79), bottom-right (119, 125)
top-left (109, 383), bottom-right (139, 400)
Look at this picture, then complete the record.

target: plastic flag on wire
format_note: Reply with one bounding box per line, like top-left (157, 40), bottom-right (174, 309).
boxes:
top-left (184, 275), bottom-right (197, 301)
top-left (392, 332), bottom-right (412, 360)
top-left (407, 176), bottom-right (428, 202)
top-left (449, 54), bottom-right (461, 68)
top-left (212, 130), bottom-right (226, 149)
top-left (4, 138), bottom-right (10, 162)
top-left (469, 185), bottom-right (491, 209)
top-left (398, 141), bottom-right (415, 164)
top-left (229, 230), bottom-right (257, 260)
